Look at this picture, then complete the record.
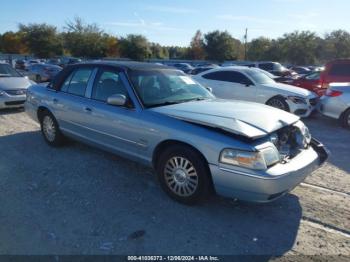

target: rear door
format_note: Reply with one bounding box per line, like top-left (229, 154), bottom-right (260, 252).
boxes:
top-left (50, 66), bottom-right (98, 137)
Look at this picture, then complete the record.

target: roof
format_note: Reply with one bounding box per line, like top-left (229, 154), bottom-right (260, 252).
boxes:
top-left (74, 61), bottom-right (172, 71)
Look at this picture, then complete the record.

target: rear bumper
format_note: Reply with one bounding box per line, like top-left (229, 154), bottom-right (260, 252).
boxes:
top-left (0, 94), bottom-right (26, 109)
top-left (210, 138), bottom-right (328, 202)
top-left (317, 96), bottom-right (347, 120)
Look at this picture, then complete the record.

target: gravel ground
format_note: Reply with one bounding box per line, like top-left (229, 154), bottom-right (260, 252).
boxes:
top-left (0, 109), bottom-right (349, 260)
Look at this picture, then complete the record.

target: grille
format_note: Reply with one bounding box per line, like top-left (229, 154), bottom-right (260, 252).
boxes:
top-left (4, 100), bottom-right (25, 106)
top-left (5, 89), bottom-right (27, 96)
top-left (309, 97), bottom-right (319, 106)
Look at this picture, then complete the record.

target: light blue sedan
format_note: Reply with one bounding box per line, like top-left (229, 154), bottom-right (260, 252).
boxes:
top-left (25, 62), bottom-right (328, 204)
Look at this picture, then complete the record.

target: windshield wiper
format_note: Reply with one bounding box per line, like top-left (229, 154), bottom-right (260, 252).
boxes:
top-left (147, 97), bottom-right (209, 108)
top-left (147, 101), bottom-right (183, 108)
top-left (0, 74), bottom-right (12, 77)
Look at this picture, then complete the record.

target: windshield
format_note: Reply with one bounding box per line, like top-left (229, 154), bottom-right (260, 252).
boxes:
top-left (305, 71), bottom-right (320, 80)
top-left (274, 63), bottom-right (288, 72)
top-left (130, 69), bottom-right (214, 108)
top-left (246, 69), bottom-right (276, 84)
top-left (0, 64), bottom-right (22, 77)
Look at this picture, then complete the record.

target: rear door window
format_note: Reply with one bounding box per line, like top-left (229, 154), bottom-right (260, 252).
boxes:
top-left (202, 71), bottom-right (233, 82)
top-left (329, 64), bottom-right (350, 77)
top-left (258, 63), bottom-right (273, 71)
top-left (202, 71), bottom-right (252, 84)
top-left (60, 68), bottom-right (93, 96)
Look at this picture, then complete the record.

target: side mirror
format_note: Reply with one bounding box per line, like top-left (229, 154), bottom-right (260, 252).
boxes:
top-left (205, 86), bottom-right (213, 93)
top-left (241, 81), bottom-right (253, 87)
top-left (107, 94), bottom-right (127, 106)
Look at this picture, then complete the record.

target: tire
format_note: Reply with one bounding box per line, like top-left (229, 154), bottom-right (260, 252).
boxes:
top-left (340, 108), bottom-right (350, 129)
top-left (36, 75), bottom-right (42, 83)
top-left (266, 96), bottom-right (290, 112)
top-left (39, 111), bottom-right (65, 147)
top-left (156, 145), bottom-right (211, 205)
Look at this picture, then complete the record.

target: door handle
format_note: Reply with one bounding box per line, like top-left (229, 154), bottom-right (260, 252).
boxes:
top-left (84, 107), bottom-right (92, 113)
top-left (53, 98), bottom-right (58, 103)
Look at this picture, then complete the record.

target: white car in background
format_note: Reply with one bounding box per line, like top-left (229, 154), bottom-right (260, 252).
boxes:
top-left (192, 66), bottom-right (318, 117)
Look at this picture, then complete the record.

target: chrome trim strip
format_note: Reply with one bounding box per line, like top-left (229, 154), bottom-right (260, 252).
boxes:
top-left (218, 166), bottom-right (300, 180)
top-left (63, 120), bottom-right (147, 148)
top-left (218, 167), bottom-right (274, 180)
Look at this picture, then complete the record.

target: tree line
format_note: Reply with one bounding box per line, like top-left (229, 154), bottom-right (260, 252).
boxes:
top-left (0, 17), bottom-right (350, 65)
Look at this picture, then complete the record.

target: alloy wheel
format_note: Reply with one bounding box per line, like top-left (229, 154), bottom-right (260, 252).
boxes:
top-left (42, 116), bottom-right (56, 142)
top-left (164, 156), bottom-right (199, 197)
top-left (268, 99), bottom-right (287, 110)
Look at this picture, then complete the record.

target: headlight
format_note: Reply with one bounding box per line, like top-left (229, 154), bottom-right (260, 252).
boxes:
top-left (0, 90), bottom-right (5, 96)
top-left (220, 146), bottom-right (280, 170)
top-left (294, 121), bottom-right (311, 148)
top-left (287, 96), bottom-right (307, 104)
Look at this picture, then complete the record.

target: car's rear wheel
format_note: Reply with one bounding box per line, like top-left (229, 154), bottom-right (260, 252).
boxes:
top-left (266, 96), bottom-right (290, 112)
top-left (40, 111), bottom-right (65, 146)
top-left (156, 145), bottom-right (211, 205)
top-left (340, 108), bottom-right (350, 129)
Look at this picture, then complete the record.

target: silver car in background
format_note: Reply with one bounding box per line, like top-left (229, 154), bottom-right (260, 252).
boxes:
top-left (27, 63), bottom-right (62, 83)
top-left (0, 63), bottom-right (34, 109)
top-left (318, 83), bottom-right (350, 129)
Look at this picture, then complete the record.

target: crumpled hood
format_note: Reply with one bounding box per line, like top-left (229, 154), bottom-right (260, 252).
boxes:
top-left (150, 99), bottom-right (299, 139)
top-left (0, 77), bottom-right (33, 90)
top-left (262, 82), bottom-right (314, 97)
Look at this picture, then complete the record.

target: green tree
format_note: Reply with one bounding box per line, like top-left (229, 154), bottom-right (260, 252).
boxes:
top-left (105, 35), bottom-right (120, 57)
top-left (150, 43), bottom-right (169, 59)
top-left (188, 30), bottom-right (206, 60)
top-left (203, 30), bottom-right (241, 61)
top-left (19, 23), bottom-right (62, 58)
top-left (277, 31), bottom-right (319, 65)
top-left (119, 34), bottom-right (151, 60)
top-left (0, 31), bottom-right (28, 54)
top-left (247, 37), bottom-right (272, 61)
top-left (323, 30), bottom-right (350, 60)
top-left (63, 17), bottom-right (109, 58)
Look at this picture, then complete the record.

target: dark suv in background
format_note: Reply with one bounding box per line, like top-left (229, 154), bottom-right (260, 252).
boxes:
top-left (320, 59), bottom-right (350, 88)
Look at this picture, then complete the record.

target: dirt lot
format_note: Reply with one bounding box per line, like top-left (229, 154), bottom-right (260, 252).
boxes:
top-left (0, 109), bottom-right (349, 259)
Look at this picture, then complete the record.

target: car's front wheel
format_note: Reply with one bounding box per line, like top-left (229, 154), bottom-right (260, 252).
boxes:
top-left (40, 111), bottom-right (65, 146)
top-left (156, 145), bottom-right (211, 205)
top-left (340, 108), bottom-right (350, 129)
top-left (266, 96), bottom-right (290, 112)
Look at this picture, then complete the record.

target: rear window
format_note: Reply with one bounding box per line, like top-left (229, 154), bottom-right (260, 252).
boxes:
top-left (329, 64), bottom-right (350, 77)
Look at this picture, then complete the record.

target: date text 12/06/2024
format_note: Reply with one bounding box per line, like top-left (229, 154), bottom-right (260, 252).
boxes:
top-left (127, 256), bottom-right (220, 261)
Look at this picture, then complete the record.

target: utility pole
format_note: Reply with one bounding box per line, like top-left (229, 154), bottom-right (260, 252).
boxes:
top-left (244, 28), bottom-right (248, 61)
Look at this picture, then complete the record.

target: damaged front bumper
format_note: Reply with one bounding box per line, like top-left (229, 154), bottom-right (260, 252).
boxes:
top-left (210, 138), bottom-right (329, 202)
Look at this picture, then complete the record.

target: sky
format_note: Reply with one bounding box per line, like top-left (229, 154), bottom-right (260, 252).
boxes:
top-left (0, 0), bottom-right (349, 46)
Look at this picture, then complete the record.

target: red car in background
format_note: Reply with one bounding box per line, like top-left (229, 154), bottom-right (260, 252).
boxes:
top-left (320, 59), bottom-right (350, 88)
top-left (291, 71), bottom-right (326, 97)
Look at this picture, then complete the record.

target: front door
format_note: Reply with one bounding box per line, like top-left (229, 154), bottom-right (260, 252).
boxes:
top-left (83, 68), bottom-right (145, 158)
